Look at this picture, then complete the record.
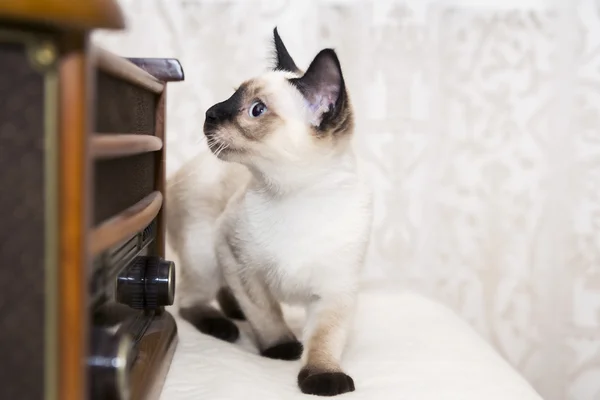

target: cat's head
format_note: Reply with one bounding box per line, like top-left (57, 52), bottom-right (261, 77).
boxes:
top-left (203, 28), bottom-right (353, 171)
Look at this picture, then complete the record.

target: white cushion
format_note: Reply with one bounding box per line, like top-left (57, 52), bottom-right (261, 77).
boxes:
top-left (160, 286), bottom-right (542, 399)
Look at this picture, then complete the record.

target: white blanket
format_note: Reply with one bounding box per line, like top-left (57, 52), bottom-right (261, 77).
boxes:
top-left (160, 286), bottom-right (542, 399)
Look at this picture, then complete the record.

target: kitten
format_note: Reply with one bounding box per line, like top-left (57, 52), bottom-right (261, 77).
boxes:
top-left (167, 28), bottom-right (372, 396)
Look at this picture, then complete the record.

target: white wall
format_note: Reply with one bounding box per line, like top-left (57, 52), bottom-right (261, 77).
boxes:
top-left (94, 1), bottom-right (600, 398)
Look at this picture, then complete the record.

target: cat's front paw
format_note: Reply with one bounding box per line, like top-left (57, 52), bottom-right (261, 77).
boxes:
top-left (261, 340), bottom-right (303, 360)
top-left (297, 368), bottom-right (355, 396)
top-left (180, 307), bottom-right (240, 343)
top-left (199, 316), bottom-right (240, 342)
top-left (216, 287), bottom-right (246, 321)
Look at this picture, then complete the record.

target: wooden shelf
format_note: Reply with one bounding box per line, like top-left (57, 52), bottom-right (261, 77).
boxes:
top-left (0, 0), bottom-right (125, 30)
top-left (91, 134), bottom-right (163, 159)
top-left (93, 46), bottom-right (164, 94)
top-left (90, 191), bottom-right (163, 257)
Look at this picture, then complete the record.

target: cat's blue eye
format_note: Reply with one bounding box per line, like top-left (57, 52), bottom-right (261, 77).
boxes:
top-left (249, 101), bottom-right (267, 118)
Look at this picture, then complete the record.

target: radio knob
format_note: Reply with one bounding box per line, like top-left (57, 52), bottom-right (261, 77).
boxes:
top-left (145, 257), bottom-right (176, 309)
top-left (115, 257), bottom-right (145, 310)
top-left (116, 256), bottom-right (176, 310)
top-left (88, 328), bottom-right (133, 400)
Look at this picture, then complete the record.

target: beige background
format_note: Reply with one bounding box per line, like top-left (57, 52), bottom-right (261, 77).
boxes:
top-left (94, 1), bottom-right (600, 399)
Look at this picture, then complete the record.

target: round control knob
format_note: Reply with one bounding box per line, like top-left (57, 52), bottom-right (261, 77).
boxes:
top-left (88, 327), bottom-right (133, 400)
top-left (145, 258), bottom-right (176, 309)
top-left (115, 257), bottom-right (146, 310)
top-left (115, 256), bottom-right (176, 310)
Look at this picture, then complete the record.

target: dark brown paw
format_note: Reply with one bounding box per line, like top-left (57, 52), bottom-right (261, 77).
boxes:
top-left (298, 368), bottom-right (355, 396)
top-left (197, 316), bottom-right (240, 342)
top-left (216, 287), bottom-right (246, 320)
top-left (261, 340), bottom-right (303, 360)
top-left (180, 307), bottom-right (240, 342)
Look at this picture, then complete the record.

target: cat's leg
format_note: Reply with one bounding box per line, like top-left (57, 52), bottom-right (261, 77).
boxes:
top-left (179, 303), bottom-right (239, 342)
top-left (297, 293), bottom-right (357, 396)
top-left (217, 240), bottom-right (301, 360)
top-left (229, 270), bottom-right (302, 360)
top-left (176, 245), bottom-right (240, 342)
top-left (216, 286), bottom-right (246, 320)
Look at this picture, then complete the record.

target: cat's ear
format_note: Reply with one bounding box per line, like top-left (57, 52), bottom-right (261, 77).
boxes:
top-left (273, 27), bottom-right (299, 73)
top-left (289, 49), bottom-right (347, 129)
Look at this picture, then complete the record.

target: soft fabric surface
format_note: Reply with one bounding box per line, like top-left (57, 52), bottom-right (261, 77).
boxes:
top-left (160, 286), bottom-right (542, 399)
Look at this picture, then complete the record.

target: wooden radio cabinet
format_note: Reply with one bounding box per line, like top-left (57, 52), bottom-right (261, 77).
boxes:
top-left (0, 1), bottom-right (183, 399)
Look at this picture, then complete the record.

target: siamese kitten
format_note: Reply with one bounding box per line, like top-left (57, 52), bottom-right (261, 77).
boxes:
top-left (167, 28), bottom-right (372, 396)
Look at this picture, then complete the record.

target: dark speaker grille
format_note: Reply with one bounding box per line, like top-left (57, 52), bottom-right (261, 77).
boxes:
top-left (93, 153), bottom-right (156, 224)
top-left (95, 70), bottom-right (157, 134)
top-left (0, 40), bottom-right (46, 399)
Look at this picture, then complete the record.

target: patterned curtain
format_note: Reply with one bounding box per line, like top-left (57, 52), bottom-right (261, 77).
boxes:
top-left (94, 1), bottom-right (600, 399)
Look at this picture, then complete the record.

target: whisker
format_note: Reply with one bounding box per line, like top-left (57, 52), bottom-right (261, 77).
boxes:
top-left (192, 136), bottom-right (207, 148)
top-left (215, 142), bottom-right (226, 157)
top-left (215, 141), bottom-right (230, 158)
top-left (207, 138), bottom-right (218, 151)
top-left (210, 140), bottom-right (221, 153)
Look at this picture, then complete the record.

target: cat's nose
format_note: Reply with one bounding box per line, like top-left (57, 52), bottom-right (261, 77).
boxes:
top-left (205, 105), bottom-right (220, 123)
top-left (206, 95), bottom-right (238, 123)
